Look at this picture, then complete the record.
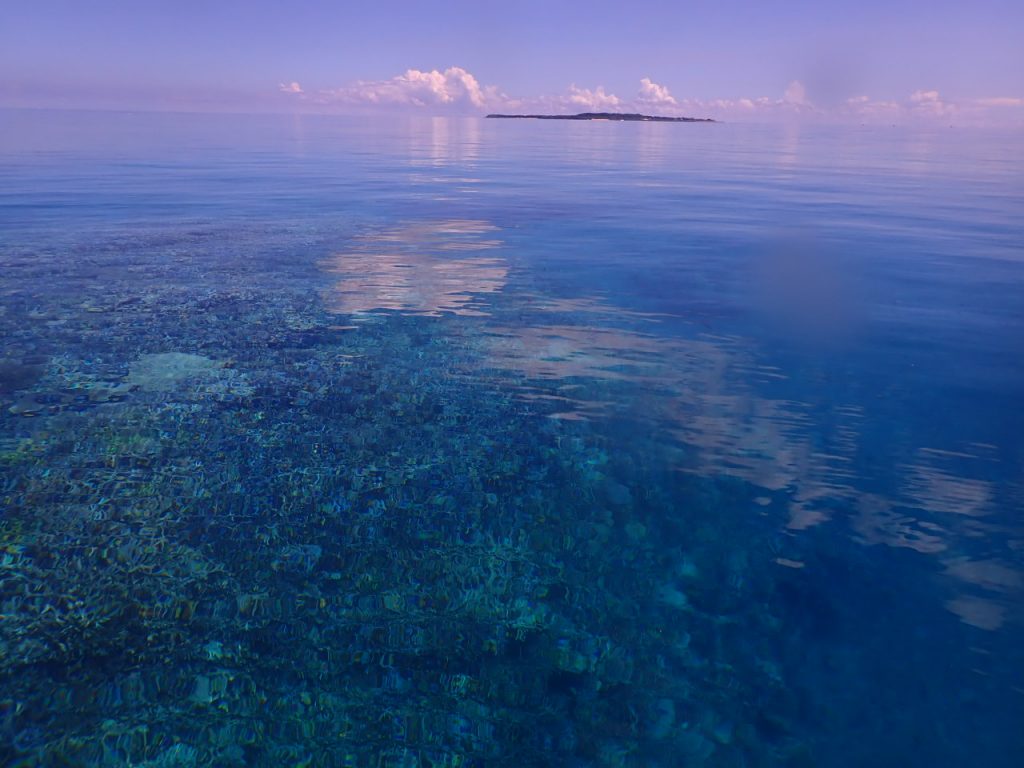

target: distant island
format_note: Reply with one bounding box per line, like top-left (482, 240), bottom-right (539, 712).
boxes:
top-left (486, 112), bottom-right (716, 123)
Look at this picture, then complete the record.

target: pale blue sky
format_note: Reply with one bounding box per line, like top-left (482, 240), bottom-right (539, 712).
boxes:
top-left (2, 1), bottom-right (1022, 120)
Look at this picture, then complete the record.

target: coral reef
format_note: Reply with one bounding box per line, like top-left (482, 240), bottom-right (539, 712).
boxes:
top-left (0, 222), bottom-right (805, 768)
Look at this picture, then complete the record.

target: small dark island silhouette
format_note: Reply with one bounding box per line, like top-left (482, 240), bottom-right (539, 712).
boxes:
top-left (486, 112), bottom-right (716, 123)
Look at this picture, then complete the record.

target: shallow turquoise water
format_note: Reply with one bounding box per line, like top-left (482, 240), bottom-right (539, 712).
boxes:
top-left (1, 110), bottom-right (1022, 766)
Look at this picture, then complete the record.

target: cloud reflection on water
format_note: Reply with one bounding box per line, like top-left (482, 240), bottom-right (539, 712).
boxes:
top-left (480, 270), bottom-right (1021, 632)
top-left (324, 217), bottom-right (1022, 631)
top-left (322, 220), bottom-right (506, 317)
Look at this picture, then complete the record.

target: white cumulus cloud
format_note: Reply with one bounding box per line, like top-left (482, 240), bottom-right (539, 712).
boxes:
top-left (783, 80), bottom-right (808, 106)
top-left (910, 89), bottom-right (940, 104)
top-left (909, 89), bottom-right (955, 117)
top-left (565, 84), bottom-right (621, 110)
top-left (279, 68), bottom-right (1024, 125)
top-left (637, 77), bottom-right (677, 106)
top-left (316, 66), bottom-right (504, 110)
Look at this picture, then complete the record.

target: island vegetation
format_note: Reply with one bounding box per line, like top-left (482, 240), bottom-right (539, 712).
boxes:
top-left (486, 112), bottom-right (716, 122)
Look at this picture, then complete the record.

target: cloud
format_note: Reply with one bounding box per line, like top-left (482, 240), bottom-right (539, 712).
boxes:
top-left (783, 80), bottom-right (808, 106)
top-left (287, 69), bottom-right (686, 116)
top-left (841, 94), bottom-right (900, 119)
top-left (319, 66), bottom-right (504, 110)
top-left (908, 89), bottom-right (955, 117)
top-left (545, 80), bottom-right (812, 119)
top-left (681, 82), bottom-right (815, 119)
top-left (565, 84), bottom-right (621, 110)
top-left (838, 89), bottom-right (1024, 124)
top-left (637, 77), bottom-right (677, 106)
top-left (281, 67), bottom-right (799, 120)
top-left (839, 90), bottom-right (947, 122)
top-left (279, 67), bottom-right (1022, 125)
top-left (976, 97), bottom-right (1024, 107)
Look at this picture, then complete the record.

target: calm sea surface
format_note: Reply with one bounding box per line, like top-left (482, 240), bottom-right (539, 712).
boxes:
top-left (1, 109), bottom-right (1022, 767)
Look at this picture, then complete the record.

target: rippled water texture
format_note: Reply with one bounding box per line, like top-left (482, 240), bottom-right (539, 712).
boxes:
top-left (1, 110), bottom-right (1022, 767)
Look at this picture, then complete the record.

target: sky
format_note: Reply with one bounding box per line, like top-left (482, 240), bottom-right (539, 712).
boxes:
top-left (2, 0), bottom-right (1023, 122)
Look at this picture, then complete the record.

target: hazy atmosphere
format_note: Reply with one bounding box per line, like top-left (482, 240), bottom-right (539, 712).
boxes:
top-left (3, 0), bottom-right (1023, 122)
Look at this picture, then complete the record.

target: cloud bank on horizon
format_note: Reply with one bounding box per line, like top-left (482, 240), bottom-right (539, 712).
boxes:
top-left (280, 66), bottom-right (1023, 124)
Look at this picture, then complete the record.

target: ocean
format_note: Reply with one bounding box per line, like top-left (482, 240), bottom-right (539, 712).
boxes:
top-left (1, 109), bottom-right (1022, 767)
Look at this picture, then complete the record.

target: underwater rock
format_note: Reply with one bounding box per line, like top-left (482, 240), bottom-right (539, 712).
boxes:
top-left (624, 521), bottom-right (646, 541)
top-left (0, 358), bottom-right (44, 394)
top-left (127, 352), bottom-right (222, 391)
top-left (711, 718), bottom-right (735, 745)
top-left (199, 368), bottom-right (255, 399)
top-left (202, 640), bottom-right (226, 660)
top-left (656, 583), bottom-right (691, 610)
top-left (86, 382), bottom-right (136, 403)
top-left (648, 697), bottom-right (676, 739)
top-left (8, 396), bottom-right (44, 416)
top-left (677, 728), bottom-right (716, 763)
top-left (604, 480), bottom-right (633, 507)
top-left (189, 675), bottom-right (213, 705)
top-left (676, 556), bottom-right (700, 580)
top-left (137, 744), bottom-right (199, 767)
top-left (271, 543), bottom-right (323, 574)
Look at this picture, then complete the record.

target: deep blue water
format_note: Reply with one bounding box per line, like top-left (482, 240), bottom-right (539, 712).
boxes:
top-left (1, 109), bottom-right (1022, 767)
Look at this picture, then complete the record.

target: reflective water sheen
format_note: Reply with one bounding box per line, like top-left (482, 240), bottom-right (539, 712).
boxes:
top-left (1, 110), bottom-right (1022, 767)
